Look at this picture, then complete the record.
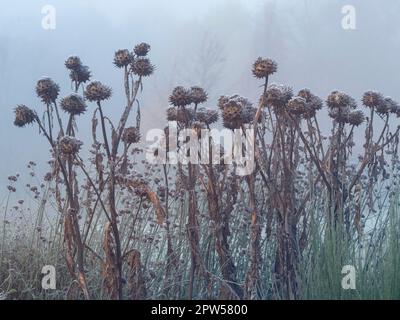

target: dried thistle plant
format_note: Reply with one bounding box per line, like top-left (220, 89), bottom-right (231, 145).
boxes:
top-left (9, 48), bottom-right (400, 301)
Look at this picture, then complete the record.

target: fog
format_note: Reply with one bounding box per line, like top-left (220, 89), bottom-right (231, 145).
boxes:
top-left (1, 0), bottom-right (400, 193)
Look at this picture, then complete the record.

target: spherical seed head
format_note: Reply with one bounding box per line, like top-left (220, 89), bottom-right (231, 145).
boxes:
top-left (65, 56), bottom-right (82, 71)
top-left (84, 81), bottom-right (112, 102)
top-left (166, 107), bottom-right (177, 122)
top-left (218, 95), bottom-right (252, 110)
top-left (195, 108), bottom-right (219, 125)
top-left (70, 65), bottom-right (91, 84)
top-left (190, 86), bottom-right (208, 104)
top-left (122, 127), bottom-right (141, 144)
top-left (347, 110), bottom-right (365, 126)
top-left (60, 94), bottom-right (87, 116)
top-left (218, 96), bottom-right (229, 110)
top-left (252, 57), bottom-right (277, 78)
top-left (327, 91), bottom-right (356, 110)
top-left (134, 43), bottom-right (151, 56)
top-left (220, 98), bottom-right (241, 120)
top-left (308, 95), bottom-right (323, 111)
top-left (36, 78), bottom-right (60, 104)
top-left (169, 86), bottom-right (192, 107)
top-left (166, 106), bottom-right (195, 124)
top-left (218, 95), bottom-right (252, 128)
top-left (264, 84), bottom-right (293, 109)
top-left (287, 97), bottom-right (308, 115)
top-left (59, 136), bottom-right (83, 155)
top-left (362, 91), bottom-right (384, 108)
top-left (298, 89), bottom-right (312, 102)
top-left (132, 58), bottom-right (154, 77)
top-left (114, 49), bottom-right (133, 68)
top-left (14, 105), bottom-right (36, 127)
top-left (222, 105), bottom-right (241, 122)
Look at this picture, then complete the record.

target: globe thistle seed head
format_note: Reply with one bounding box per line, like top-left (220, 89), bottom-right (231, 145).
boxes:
top-left (218, 95), bottom-right (253, 128)
top-left (166, 106), bottom-right (195, 125)
top-left (190, 86), bottom-right (208, 104)
top-left (327, 91), bottom-right (356, 110)
top-left (287, 97), bottom-right (308, 116)
top-left (218, 95), bottom-right (252, 110)
top-left (59, 136), bottom-right (83, 155)
top-left (264, 84), bottom-right (293, 110)
top-left (195, 108), bottom-right (219, 125)
top-left (134, 43), bottom-right (151, 56)
top-left (65, 56), bottom-right (82, 71)
top-left (14, 105), bottom-right (36, 127)
top-left (122, 127), bottom-right (141, 144)
top-left (36, 78), bottom-right (60, 104)
top-left (132, 58), bottom-right (154, 77)
top-left (60, 94), bottom-right (87, 116)
top-left (84, 81), bottom-right (112, 102)
top-left (298, 89), bottom-right (323, 111)
top-left (298, 89), bottom-right (312, 102)
top-left (70, 65), bottom-right (91, 84)
top-left (308, 95), bottom-right (323, 111)
top-left (114, 49), bottom-right (133, 68)
top-left (362, 91), bottom-right (384, 108)
top-left (217, 96), bottom-right (229, 110)
top-left (347, 110), bottom-right (365, 126)
top-left (169, 86), bottom-right (192, 107)
top-left (222, 105), bottom-right (241, 122)
top-left (252, 57), bottom-right (277, 78)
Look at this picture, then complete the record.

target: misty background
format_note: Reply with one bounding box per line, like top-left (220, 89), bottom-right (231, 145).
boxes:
top-left (1, 0), bottom-right (400, 195)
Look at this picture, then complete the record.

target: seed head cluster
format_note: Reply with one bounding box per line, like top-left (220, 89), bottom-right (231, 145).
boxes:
top-left (60, 94), bottom-right (87, 116)
top-left (190, 86), bottom-right (208, 104)
top-left (263, 84), bottom-right (293, 111)
top-left (132, 58), bottom-right (154, 77)
top-left (65, 56), bottom-right (91, 85)
top-left (134, 43), bottom-right (151, 56)
top-left (195, 108), bottom-right (219, 125)
top-left (252, 57), bottom-right (278, 78)
top-left (14, 105), bottom-right (36, 127)
top-left (59, 136), bottom-right (83, 155)
top-left (218, 95), bottom-right (255, 129)
top-left (169, 86), bottom-right (193, 107)
top-left (11, 48), bottom-right (400, 301)
top-left (114, 49), bottom-right (133, 68)
top-left (166, 106), bottom-right (195, 125)
top-left (122, 127), bottom-right (141, 144)
top-left (84, 81), bottom-right (112, 102)
top-left (36, 78), bottom-right (60, 104)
